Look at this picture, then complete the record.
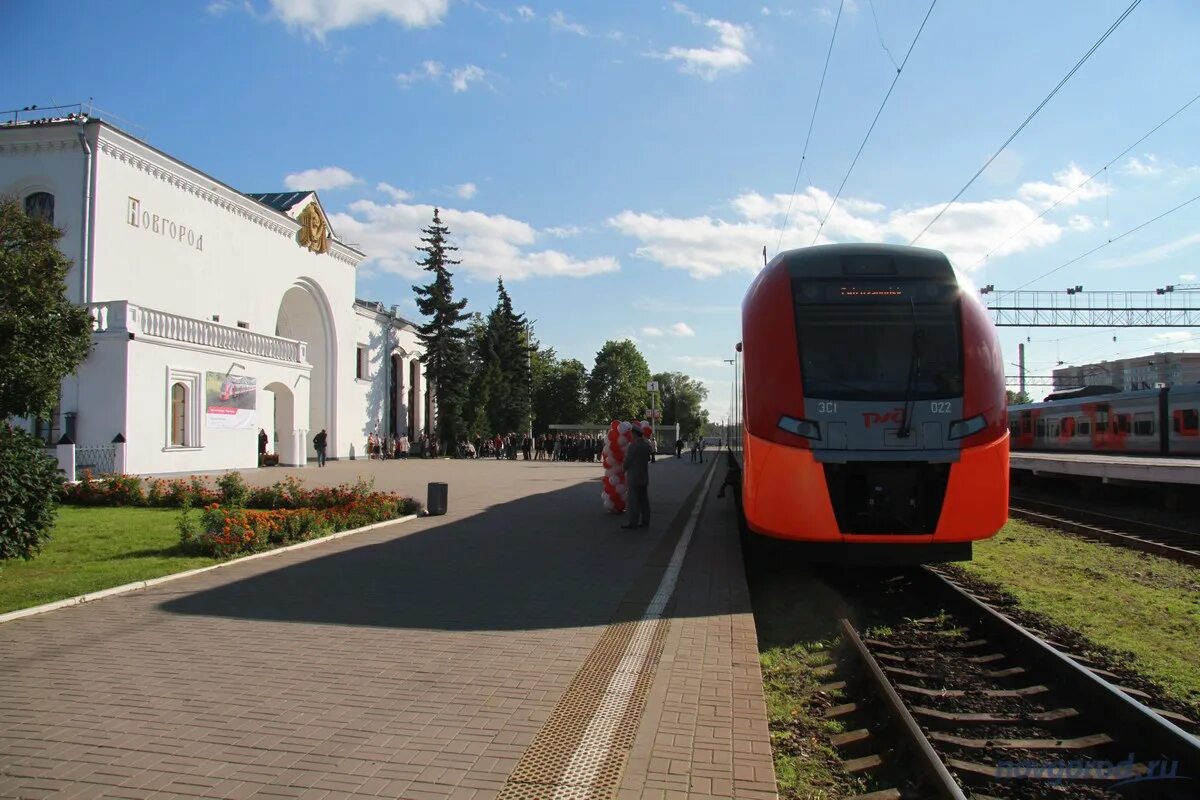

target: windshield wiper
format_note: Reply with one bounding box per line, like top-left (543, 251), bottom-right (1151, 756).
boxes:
top-left (898, 300), bottom-right (923, 439)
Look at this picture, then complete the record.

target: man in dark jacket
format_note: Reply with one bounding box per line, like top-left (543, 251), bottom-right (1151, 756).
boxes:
top-left (313, 429), bottom-right (328, 467)
top-left (621, 427), bottom-right (652, 529)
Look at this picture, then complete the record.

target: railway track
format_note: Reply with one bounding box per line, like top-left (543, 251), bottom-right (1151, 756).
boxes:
top-left (1009, 495), bottom-right (1200, 567)
top-left (822, 568), bottom-right (1200, 799)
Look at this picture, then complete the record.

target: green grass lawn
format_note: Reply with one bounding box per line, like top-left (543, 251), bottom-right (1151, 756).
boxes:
top-left (960, 519), bottom-right (1200, 717)
top-left (0, 507), bottom-right (217, 614)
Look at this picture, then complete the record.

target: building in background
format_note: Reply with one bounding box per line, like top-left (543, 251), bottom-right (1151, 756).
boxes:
top-left (0, 110), bottom-right (430, 473)
top-left (1053, 352), bottom-right (1200, 393)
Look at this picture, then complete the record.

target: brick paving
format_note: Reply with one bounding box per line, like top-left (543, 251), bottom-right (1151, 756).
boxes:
top-left (1, 455), bottom-right (775, 800)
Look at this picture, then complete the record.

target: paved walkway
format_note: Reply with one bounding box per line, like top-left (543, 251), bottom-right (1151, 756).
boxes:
top-left (0, 455), bottom-right (774, 799)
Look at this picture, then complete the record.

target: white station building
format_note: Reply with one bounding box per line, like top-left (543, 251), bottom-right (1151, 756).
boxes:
top-left (0, 111), bottom-right (432, 474)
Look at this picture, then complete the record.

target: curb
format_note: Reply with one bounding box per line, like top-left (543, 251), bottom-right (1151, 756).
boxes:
top-left (0, 513), bottom-right (419, 625)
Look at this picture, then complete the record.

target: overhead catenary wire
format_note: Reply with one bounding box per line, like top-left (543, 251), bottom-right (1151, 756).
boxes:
top-left (811, 0), bottom-right (939, 246)
top-left (970, 90), bottom-right (1200, 272)
top-left (909, 0), bottom-right (1144, 246)
top-left (775, 0), bottom-right (845, 256)
top-left (1005, 190), bottom-right (1200, 293)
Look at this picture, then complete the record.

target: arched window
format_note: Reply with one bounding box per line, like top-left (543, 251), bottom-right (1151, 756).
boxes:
top-left (171, 383), bottom-right (188, 447)
top-left (24, 192), bottom-right (54, 224)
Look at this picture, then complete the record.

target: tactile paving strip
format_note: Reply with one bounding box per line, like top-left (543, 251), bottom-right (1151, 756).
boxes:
top-left (497, 463), bottom-right (714, 800)
top-left (498, 578), bottom-right (674, 795)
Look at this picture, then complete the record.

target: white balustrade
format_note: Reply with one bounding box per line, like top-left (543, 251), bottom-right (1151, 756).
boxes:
top-left (88, 301), bottom-right (306, 363)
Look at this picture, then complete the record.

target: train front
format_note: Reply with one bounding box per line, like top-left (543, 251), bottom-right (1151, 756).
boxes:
top-left (740, 244), bottom-right (1008, 562)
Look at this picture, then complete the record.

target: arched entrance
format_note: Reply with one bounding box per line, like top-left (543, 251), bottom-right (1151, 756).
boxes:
top-left (276, 281), bottom-right (336, 460)
top-left (263, 382), bottom-right (300, 465)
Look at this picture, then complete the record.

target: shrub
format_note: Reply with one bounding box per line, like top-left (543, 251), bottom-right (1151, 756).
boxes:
top-left (216, 471), bottom-right (249, 508)
top-left (106, 473), bottom-right (146, 506)
top-left (0, 424), bottom-right (64, 561)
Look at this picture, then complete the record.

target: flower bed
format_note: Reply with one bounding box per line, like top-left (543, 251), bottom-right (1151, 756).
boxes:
top-left (61, 472), bottom-right (422, 558)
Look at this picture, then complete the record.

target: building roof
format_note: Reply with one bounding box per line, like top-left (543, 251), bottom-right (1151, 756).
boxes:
top-left (245, 192), bottom-right (312, 213)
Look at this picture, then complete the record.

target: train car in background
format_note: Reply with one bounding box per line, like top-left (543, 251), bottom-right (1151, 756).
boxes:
top-left (1009, 384), bottom-right (1200, 455)
top-left (738, 243), bottom-right (1009, 563)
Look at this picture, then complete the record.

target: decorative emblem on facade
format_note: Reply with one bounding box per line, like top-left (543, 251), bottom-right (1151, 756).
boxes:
top-left (297, 202), bottom-right (329, 254)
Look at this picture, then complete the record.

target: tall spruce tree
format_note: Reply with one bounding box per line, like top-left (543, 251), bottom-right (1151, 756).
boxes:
top-left (484, 278), bottom-right (530, 435)
top-left (411, 209), bottom-right (470, 452)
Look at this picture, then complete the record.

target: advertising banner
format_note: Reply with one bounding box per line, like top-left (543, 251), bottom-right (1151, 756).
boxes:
top-left (206, 373), bottom-right (257, 429)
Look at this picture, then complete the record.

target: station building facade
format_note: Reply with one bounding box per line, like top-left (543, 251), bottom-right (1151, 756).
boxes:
top-left (1053, 352), bottom-right (1200, 392)
top-left (0, 115), bottom-right (431, 474)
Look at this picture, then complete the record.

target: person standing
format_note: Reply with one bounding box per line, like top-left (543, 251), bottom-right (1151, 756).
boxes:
top-left (620, 427), bottom-right (652, 530)
top-left (313, 429), bottom-right (328, 468)
top-left (258, 428), bottom-right (269, 459)
top-left (675, 438), bottom-right (684, 459)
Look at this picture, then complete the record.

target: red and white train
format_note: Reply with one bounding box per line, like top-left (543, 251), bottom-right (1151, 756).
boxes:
top-left (1009, 384), bottom-right (1200, 455)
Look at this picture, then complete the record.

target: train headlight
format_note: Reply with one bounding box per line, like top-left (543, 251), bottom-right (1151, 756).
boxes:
top-left (778, 415), bottom-right (821, 440)
top-left (949, 414), bottom-right (987, 440)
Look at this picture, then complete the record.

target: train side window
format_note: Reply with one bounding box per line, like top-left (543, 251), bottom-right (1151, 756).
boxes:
top-left (1020, 411), bottom-right (1032, 435)
top-left (1117, 414), bottom-right (1131, 434)
top-left (1174, 408), bottom-right (1199, 435)
top-left (1096, 405), bottom-right (1109, 432)
top-left (1134, 413), bottom-right (1155, 436)
top-left (1035, 419), bottom-right (1046, 437)
top-left (1048, 419), bottom-right (1060, 437)
top-left (1077, 419), bottom-right (1091, 436)
top-left (1062, 417), bottom-right (1075, 437)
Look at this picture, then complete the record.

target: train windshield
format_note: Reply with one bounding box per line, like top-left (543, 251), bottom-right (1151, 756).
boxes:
top-left (794, 290), bottom-right (963, 401)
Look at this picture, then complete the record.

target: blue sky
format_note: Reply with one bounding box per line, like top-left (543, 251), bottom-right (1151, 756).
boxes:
top-left (6, 0), bottom-right (1200, 417)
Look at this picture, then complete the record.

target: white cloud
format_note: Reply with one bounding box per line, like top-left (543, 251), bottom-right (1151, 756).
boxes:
top-left (397, 60), bottom-right (488, 92)
top-left (268, 0), bottom-right (449, 37)
top-left (330, 198), bottom-right (620, 281)
top-left (1093, 232), bottom-right (1200, 271)
top-left (397, 59), bottom-right (444, 86)
top-left (657, 5), bottom-right (751, 80)
top-left (643, 322), bottom-right (695, 338)
top-left (676, 355), bottom-right (730, 369)
top-left (1173, 165), bottom-right (1200, 185)
top-left (608, 163), bottom-right (1096, 278)
top-left (1181, 273), bottom-right (1198, 281)
top-left (1067, 214), bottom-right (1094, 231)
top-left (549, 10), bottom-right (588, 35)
top-left (516, 5), bottom-right (534, 20)
top-left (282, 166), bottom-right (361, 191)
top-left (1017, 163), bottom-right (1110, 209)
top-left (1153, 331), bottom-right (1193, 343)
top-left (455, 182), bottom-right (478, 199)
top-left (451, 64), bottom-right (486, 92)
top-left (1121, 154), bottom-right (1162, 177)
top-left (544, 225), bottom-right (583, 238)
top-left (377, 182), bottom-right (412, 201)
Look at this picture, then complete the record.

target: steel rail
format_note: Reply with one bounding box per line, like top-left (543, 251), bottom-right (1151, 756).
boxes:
top-left (923, 567), bottom-right (1200, 763)
top-left (838, 618), bottom-right (969, 800)
top-left (1009, 497), bottom-right (1200, 567)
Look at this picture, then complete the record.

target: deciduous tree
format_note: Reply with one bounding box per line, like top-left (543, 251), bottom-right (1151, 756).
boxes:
top-left (0, 198), bottom-right (93, 561)
top-left (587, 340), bottom-right (651, 423)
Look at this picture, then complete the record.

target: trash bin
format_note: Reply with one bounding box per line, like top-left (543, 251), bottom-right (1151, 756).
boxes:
top-left (427, 482), bottom-right (448, 516)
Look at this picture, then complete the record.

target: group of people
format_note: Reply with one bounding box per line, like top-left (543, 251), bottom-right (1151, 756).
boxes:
top-left (674, 437), bottom-right (714, 462)
top-left (455, 432), bottom-right (645, 462)
top-left (365, 431), bottom-right (442, 460)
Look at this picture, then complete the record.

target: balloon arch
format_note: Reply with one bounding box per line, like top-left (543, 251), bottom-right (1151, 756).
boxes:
top-left (600, 419), bottom-right (653, 514)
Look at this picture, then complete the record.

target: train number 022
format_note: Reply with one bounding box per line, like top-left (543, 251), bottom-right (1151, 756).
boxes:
top-left (929, 401), bottom-right (951, 413)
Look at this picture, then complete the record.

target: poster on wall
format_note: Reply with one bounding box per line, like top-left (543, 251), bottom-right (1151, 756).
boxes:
top-left (206, 373), bottom-right (257, 429)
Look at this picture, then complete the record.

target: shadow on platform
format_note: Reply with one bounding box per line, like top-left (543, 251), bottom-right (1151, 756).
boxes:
top-left (160, 471), bottom-right (722, 632)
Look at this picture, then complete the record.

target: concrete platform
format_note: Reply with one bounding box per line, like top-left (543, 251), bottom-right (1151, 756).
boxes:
top-left (0, 455), bottom-right (775, 799)
top-left (1011, 450), bottom-right (1200, 486)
